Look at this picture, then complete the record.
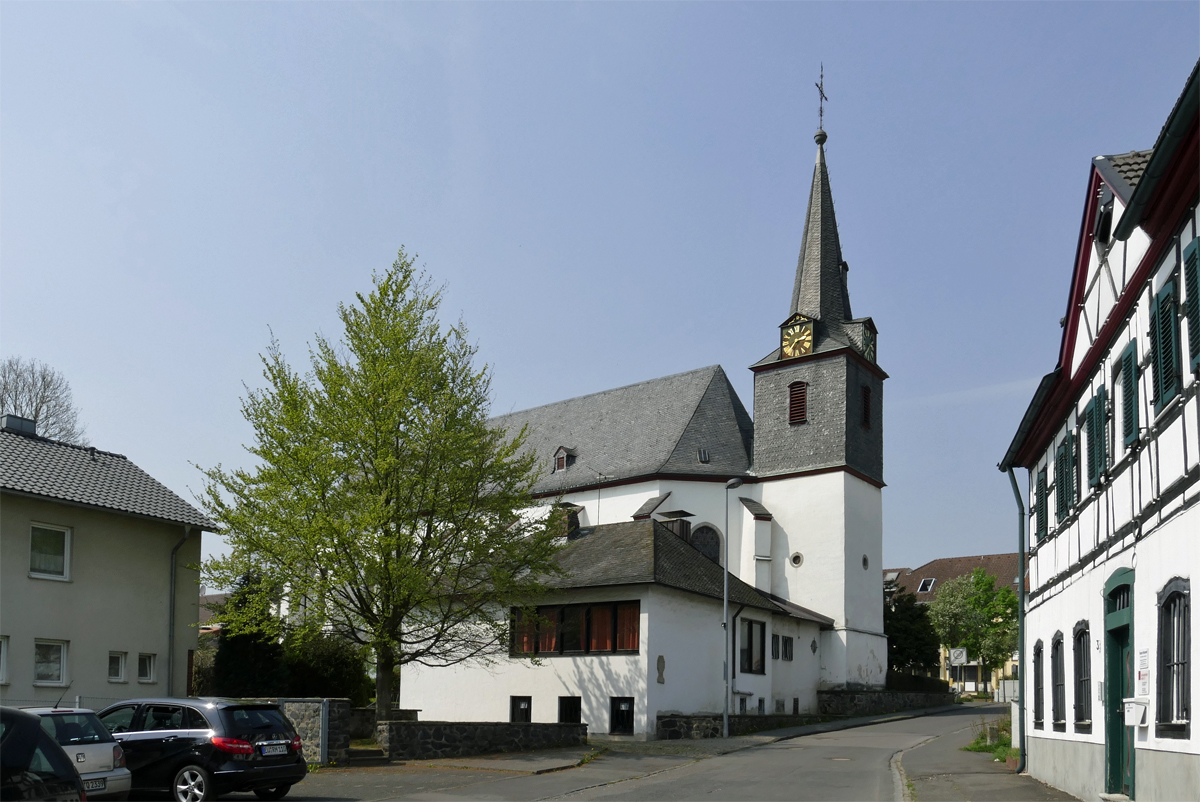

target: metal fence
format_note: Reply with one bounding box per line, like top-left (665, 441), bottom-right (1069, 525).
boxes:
top-left (0, 695), bottom-right (129, 710)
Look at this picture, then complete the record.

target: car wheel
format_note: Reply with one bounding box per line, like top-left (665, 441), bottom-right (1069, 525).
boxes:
top-left (173, 765), bottom-right (216, 802)
top-left (252, 786), bottom-right (291, 800)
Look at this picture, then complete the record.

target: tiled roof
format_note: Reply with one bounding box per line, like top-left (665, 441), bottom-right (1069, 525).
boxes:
top-left (0, 430), bottom-right (214, 530)
top-left (889, 552), bottom-right (1021, 604)
top-left (491, 365), bottom-right (753, 495)
top-left (1094, 149), bottom-right (1153, 202)
top-left (549, 520), bottom-right (831, 624)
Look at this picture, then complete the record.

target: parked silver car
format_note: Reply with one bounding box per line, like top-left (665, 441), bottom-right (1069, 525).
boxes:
top-left (25, 709), bottom-right (132, 800)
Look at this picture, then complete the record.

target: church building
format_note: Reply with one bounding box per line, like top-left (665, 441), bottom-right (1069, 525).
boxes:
top-left (402, 125), bottom-right (888, 737)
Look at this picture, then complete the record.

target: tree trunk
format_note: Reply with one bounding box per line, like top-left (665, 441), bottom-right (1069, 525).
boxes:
top-left (375, 645), bottom-right (394, 724)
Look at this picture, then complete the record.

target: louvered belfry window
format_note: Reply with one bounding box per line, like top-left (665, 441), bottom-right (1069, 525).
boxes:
top-left (862, 386), bottom-right (872, 430)
top-left (789, 381), bottom-right (808, 425)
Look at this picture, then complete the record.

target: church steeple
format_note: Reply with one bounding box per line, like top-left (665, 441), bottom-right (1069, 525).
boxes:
top-left (789, 129), bottom-right (852, 328)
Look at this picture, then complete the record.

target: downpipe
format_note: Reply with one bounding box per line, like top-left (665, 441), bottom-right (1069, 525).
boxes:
top-left (1007, 469), bottom-right (1027, 774)
top-left (167, 526), bottom-right (191, 696)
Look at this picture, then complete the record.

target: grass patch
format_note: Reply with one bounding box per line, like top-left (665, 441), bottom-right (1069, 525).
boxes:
top-left (962, 714), bottom-right (1017, 763)
top-left (350, 738), bottom-right (379, 748)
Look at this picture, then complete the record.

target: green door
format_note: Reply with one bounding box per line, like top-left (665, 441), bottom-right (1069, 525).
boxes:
top-left (1104, 569), bottom-right (1135, 798)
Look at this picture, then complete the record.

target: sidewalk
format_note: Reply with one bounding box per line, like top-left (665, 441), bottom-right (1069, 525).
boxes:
top-left (898, 708), bottom-right (1079, 801)
top-left (406, 746), bottom-right (603, 774)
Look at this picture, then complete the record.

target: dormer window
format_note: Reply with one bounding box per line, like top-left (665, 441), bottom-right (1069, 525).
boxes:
top-left (553, 447), bottom-right (577, 472)
top-left (917, 578), bottom-right (936, 593)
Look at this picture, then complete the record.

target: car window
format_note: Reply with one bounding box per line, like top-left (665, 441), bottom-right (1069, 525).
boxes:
top-left (143, 706), bottom-right (184, 731)
top-left (220, 707), bottom-right (290, 733)
top-left (29, 731), bottom-right (77, 782)
top-left (185, 708), bottom-right (212, 730)
top-left (40, 713), bottom-right (114, 745)
top-left (98, 706), bottom-right (138, 734)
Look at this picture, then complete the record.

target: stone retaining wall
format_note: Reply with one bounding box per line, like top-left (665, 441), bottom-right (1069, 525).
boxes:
top-left (656, 713), bottom-right (827, 740)
top-left (816, 690), bottom-right (954, 716)
top-left (349, 708), bottom-right (419, 740)
top-left (277, 698), bottom-right (352, 765)
top-left (377, 721), bottom-right (587, 761)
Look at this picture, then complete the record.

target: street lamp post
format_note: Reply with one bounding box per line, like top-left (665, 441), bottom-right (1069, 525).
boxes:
top-left (723, 476), bottom-right (743, 738)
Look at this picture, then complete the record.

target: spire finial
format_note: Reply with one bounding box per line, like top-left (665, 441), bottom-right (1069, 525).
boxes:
top-left (814, 63), bottom-right (828, 144)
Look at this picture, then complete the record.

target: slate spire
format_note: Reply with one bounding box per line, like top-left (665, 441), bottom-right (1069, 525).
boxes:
top-left (789, 129), bottom-right (851, 326)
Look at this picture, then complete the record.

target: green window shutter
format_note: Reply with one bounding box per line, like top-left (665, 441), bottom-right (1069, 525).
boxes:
top-left (1157, 281), bottom-right (1180, 409)
top-left (1055, 441), bottom-right (1068, 522)
top-left (1185, 238), bottom-right (1199, 373)
top-left (1073, 425), bottom-right (1082, 501)
top-left (1036, 468), bottom-right (1048, 540)
top-left (1121, 346), bottom-right (1139, 446)
top-left (1096, 385), bottom-right (1108, 475)
top-left (1084, 399), bottom-right (1099, 487)
top-left (1149, 292), bottom-right (1163, 404)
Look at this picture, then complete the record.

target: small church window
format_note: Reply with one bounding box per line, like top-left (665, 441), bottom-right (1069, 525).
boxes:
top-left (861, 386), bottom-right (872, 429)
top-left (789, 382), bottom-right (808, 425)
top-left (555, 455), bottom-right (566, 471)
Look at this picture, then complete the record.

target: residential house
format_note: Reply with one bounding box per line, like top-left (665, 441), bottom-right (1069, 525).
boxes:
top-left (1000, 60), bottom-right (1198, 801)
top-left (0, 415), bottom-right (214, 706)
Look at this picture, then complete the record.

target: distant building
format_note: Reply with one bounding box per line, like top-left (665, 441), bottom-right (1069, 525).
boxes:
top-left (1000, 60), bottom-right (1198, 802)
top-left (885, 553), bottom-right (1020, 692)
top-left (403, 125), bottom-right (889, 736)
top-left (0, 414), bottom-right (214, 706)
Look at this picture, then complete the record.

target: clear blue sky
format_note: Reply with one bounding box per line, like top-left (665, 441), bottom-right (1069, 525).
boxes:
top-left (2, 2), bottom-right (1196, 572)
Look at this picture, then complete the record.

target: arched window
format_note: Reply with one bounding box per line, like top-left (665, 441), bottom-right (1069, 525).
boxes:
top-left (689, 526), bottom-right (721, 565)
top-left (1157, 578), bottom-right (1190, 738)
top-left (1073, 621), bottom-right (1091, 731)
top-left (1033, 640), bottom-right (1044, 729)
top-left (1051, 632), bottom-right (1065, 730)
top-left (788, 382), bottom-right (808, 425)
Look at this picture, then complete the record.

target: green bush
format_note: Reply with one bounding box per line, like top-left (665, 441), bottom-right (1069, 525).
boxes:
top-left (283, 633), bottom-right (373, 706)
top-left (885, 671), bottom-right (950, 693)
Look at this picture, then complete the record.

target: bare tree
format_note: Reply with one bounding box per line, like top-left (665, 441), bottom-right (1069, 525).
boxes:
top-left (0, 356), bottom-right (88, 444)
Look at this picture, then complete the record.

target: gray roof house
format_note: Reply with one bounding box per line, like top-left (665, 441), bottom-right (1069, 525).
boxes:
top-left (0, 415), bottom-right (213, 705)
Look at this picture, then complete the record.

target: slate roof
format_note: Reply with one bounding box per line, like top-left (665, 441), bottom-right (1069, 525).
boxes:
top-left (549, 520), bottom-right (832, 624)
top-left (491, 365), bottom-right (753, 495)
top-left (1093, 149), bottom-right (1153, 202)
top-left (888, 553), bottom-right (1021, 605)
top-left (0, 430), bottom-right (214, 530)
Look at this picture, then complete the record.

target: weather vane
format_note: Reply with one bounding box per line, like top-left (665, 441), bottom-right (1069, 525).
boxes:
top-left (815, 63), bottom-right (828, 131)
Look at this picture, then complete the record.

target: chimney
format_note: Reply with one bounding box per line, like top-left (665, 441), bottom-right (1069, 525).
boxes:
top-left (1, 415), bottom-right (36, 437)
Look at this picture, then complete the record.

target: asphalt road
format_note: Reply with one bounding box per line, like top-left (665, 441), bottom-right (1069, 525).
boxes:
top-left (217, 704), bottom-right (1073, 802)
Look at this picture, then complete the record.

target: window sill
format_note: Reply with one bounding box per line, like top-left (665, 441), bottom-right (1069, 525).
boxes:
top-left (1155, 723), bottom-right (1190, 739)
top-left (1074, 722), bottom-right (1092, 734)
top-left (33, 681), bottom-right (67, 687)
top-left (1052, 722), bottom-right (1066, 732)
top-left (108, 679), bottom-right (128, 684)
top-left (1033, 722), bottom-right (1044, 730)
top-left (28, 573), bottom-right (71, 583)
top-left (137, 679), bottom-right (157, 685)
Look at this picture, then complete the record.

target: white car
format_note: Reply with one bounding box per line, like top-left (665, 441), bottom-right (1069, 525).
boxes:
top-left (25, 708), bottom-right (132, 800)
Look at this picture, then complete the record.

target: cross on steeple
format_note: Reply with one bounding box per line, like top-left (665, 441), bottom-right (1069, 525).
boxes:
top-left (815, 64), bottom-right (828, 132)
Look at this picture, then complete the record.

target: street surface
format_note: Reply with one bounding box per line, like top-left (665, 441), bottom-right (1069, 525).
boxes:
top-left (211, 705), bottom-right (1076, 802)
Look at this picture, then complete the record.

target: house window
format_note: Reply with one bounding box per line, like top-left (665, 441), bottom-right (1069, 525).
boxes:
top-left (1073, 623), bottom-right (1091, 731)
top-left (1035, 469), bottom-right (1048, 540)
top-left (1115, 344), bottom-right (1139, 447)
top-left (510, 696), bottom-right (531, 723)
top-left (30, 525), bottom-right (70, 579)
top-left (1184, 238), bottom-right (1198, 373)
top-left (1051, 634), bottom-right (1066, 730)
top-left (917, 578), bottom-right (936, 594)
top-left (137, 653), bottom-right (155, 683)
top-left (1033, 641), bottom-right (1044, 729)
top-left (108, 652), bottom-right (127, 683)
top-left (792, 698), bottom-right (799, 715)
top-left (757, 697), bottom-right (765, 715)
top-left (511, 601), bottom-right (639, 657)
top-left (1157, 578), bottom-right (1190, 738)
top-left (1055, 433), bottom-right (1075, 522)
top-left (34, 640), bottom-right (67, 686)
top-left (1093, 184), bottom-right (1114, 252)
top-left (558, 696), bottom-right (582, 724)
top-left (1149, 280), bottom-right (1181, 413)
top-left (788, 382), bottom-right (808, 425)
top-left (771, 634), bottom-right (780, 660)
top-left (861, 386), bottom-right (872, 429)
top-left (1083, 389), bottom-right (1108, 488)
top-left (782, 636), bottom-right (794, 661)
top-left (739, 619), bottom-right (766, 675)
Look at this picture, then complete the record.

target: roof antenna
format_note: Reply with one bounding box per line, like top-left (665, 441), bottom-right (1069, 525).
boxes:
top-left (815, 64), bottom-right (829, 145)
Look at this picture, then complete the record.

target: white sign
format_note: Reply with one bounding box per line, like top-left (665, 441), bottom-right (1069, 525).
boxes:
top-left (1138, 649), bottom-right (1151, 696)
top-left (949, 648), bottom-right (968, 666)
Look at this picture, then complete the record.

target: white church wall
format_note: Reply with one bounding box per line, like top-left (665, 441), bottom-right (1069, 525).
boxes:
top-left (563, 482), bottom-right (659, 528)
top-left (842, 473), bottom-right (884, 634)
top-left (399, 585), bottom-right (650, 734)
top-left (769, 617), bottom-right (822, 714)
top-left (643, 585), bottom-right (726, 720)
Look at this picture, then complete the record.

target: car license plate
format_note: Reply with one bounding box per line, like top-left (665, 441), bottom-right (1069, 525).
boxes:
top-left (261, 744), bottom-right (287, 756)
top-left (83, 780), bottom-right (106, 792)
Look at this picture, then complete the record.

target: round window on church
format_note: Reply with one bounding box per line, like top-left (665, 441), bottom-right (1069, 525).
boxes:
top-left (862, 554), bottom-right (869, 570)
top-left (689, 526), bottom-right (721, 564)
top-left (790, 552), bottom-right (804, 568)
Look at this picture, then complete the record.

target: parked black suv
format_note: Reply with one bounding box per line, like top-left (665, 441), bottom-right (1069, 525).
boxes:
top-left (94, 699), bottom-right (307, 802)
top-left (1, 707), bottom-right (85, 802)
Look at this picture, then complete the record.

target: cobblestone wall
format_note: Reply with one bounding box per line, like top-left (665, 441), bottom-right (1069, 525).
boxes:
top-left (655, 713), bottom-right (827, 740)
top-left (377, 721), bottom-right (587, 760)
top-left (277, 698), bottom-right (352, 765)
top-left (816, 690), bottom-right (953, 716)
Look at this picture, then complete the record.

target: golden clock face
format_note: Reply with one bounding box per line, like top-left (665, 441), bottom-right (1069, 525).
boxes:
top-left (782, 323), bottom-right (813, 358)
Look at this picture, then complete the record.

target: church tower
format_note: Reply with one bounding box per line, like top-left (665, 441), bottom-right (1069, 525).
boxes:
top-left (750, 126), bottom-right (888, 689)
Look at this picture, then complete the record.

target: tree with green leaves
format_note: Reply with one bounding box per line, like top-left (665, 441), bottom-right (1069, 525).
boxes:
top-left (884, 592), bottom-right (940, 675)
top-left (928, 567), bottom-right (1018, 692)
top-left (200, 250), bottom-right (563, 722)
